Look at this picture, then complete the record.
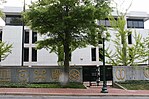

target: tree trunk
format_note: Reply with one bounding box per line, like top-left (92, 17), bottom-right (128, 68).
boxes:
top-left (63, 40), bottom-right (70, 85)
top-left (121, 33), bottom-right (127, 66)
top-left (61, 5), bottom-right (70, 85)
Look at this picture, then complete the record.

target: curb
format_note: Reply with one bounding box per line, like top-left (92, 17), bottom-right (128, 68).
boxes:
top-left (0, 92), bottom-right (149, 96)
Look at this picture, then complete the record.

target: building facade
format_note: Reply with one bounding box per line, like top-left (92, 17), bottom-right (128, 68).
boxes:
top-left (0, 6), bottom-right (149, 68)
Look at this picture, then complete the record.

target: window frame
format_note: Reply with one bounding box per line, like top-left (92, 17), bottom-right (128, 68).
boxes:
top-left (127, 19), bottom-right (144, 29)
top-left (5, 15), bottom-right (22, 26)
top-left (91, 48), bottom-right (96, 61)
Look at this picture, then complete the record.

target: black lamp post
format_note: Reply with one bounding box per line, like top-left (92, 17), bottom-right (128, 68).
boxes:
top-left (21, 0), bottom-right (25, 66)
top-left (101, 31), bottom-right (108, 93)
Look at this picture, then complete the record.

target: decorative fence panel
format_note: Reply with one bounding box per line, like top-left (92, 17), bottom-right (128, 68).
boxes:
top-left (0, 66), bottom-right (82, 83)
top-left (113, 66), bottom-right (149, 82)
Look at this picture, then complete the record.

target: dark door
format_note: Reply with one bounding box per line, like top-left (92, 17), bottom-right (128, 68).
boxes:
top-left (100, 66), bottom-right (113, 81)
top-left (83, 66), bottom-right (97, 82)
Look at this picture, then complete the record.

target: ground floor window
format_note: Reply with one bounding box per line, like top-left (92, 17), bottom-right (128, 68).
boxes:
top-left (32, 48), bottom-right (37, 62)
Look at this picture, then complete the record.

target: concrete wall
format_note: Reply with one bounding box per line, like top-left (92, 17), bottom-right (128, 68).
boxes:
top-left (0, 66), bottom-right (82, 83)
top-left (113, 66), bottom-right (149, 82)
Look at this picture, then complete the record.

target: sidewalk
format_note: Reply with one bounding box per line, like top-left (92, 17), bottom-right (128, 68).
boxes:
top-left (0, 86), bottom-right (149, 96)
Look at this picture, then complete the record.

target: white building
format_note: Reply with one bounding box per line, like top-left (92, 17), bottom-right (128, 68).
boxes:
top-left (0, 6), bottom-right (149, 68)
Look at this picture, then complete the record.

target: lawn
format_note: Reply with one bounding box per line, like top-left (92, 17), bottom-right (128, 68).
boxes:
top-left (0, 82), bottom-right (86, 89)
top-left (117, 80), bottom-right (149, 90)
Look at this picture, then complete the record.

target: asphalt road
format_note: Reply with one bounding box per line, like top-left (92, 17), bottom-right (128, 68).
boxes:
top-left (0, 96), bottom-right (148, 99)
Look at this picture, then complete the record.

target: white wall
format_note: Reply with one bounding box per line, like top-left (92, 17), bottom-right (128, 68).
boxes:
top-left (1, 26), bottom-right (22, 66)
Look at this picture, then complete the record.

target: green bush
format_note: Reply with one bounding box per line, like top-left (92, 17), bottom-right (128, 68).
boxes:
top-left (117, 80), bottom-right (149, 90)
top-left (0, 82), bottom-right (86, 89)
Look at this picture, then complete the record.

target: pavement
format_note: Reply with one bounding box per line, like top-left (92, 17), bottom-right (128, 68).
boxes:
top-left (0, 82), bottom-right (149, 96)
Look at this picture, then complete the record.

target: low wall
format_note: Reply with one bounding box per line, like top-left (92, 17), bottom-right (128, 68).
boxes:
top-left (0, 66), bottom-right (82, 83)
top-left (113, 66), bottom-right (149, 82)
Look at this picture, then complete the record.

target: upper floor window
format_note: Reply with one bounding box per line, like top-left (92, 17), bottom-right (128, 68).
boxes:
top-left (98, 18), bottom-right (117, 27)
top-left (0, 31), bottom-right (2, 41)
top-left (91, 48), bottom-right (96, 61)
top-left (24, 30), bottom-right (29, 44)
top-left (98, 18), bottom-right (111, 27)
top-left (127, 19), bottom-right (144, 28)
top-left (24, 30), bottom-right (37, 44)
top-left (128, 33), bottom-right (132, 44)
top-left (5, 15), bottom-right (22, 26)
top-left (32, 32), bottom-right (37, 43)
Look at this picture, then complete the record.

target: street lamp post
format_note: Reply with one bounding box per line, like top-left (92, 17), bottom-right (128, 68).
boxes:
top-left (101, 31), bottom-right (108, 93)
top-left (21, 0), bottom-right (25, 66)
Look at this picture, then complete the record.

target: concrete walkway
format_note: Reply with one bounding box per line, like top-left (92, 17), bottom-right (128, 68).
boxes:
top-left (0, 86), bottom-right (149, 96)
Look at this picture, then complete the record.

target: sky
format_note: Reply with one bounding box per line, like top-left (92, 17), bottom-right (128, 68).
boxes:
top-left (4, 0), bottom-right (149, 11)
top-left (3, 0), bottom-right (149, 28)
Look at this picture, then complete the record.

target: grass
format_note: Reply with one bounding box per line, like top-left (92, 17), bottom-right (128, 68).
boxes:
top-left (0, 82), bottom-right (86, 89)
top-left (117, 80), bottom-right (149, 90)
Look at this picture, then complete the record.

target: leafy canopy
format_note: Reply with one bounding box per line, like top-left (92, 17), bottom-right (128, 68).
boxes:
top-left (106, 13), bottom-right (148, 66)
top-left (23, 0), bottom-right (111, 54)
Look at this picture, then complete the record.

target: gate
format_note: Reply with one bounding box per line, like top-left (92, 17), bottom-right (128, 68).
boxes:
top-left (82, 65), bottom-right (113, 82)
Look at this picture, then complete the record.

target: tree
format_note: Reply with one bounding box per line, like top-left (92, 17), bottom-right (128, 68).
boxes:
top-left (0, 41), bottom-right (12, 61)
top-left (106, 13), bottom-right (147, 66)
top-left (0, 0), bottom-right (12, 62)
top-left (23, 0), bottom-right (111, 84)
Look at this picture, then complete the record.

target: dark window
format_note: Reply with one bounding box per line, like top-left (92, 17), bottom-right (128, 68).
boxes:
top-left (5, 15), bottom-right (22, 26)
top-left (98, 18), bottom-right (117, 27)
top-left (127, 19), bottom-right (144, 28)
top-left (32, 48), bottom-right (37, 62)
top-left (91, 48), bottom-right (96, 61)
top-left (24, 48), bottom-right (29, 62)
top-left (138, 21), bottom-right (144, 28)
top-left (127, 20), bottom-right (133, 28)
top-left (0, 31), bottom-right (2, 41)
top-left (24, 30), bottom-right (29, 43)
top-left (32, 32), bottom-right (37, 43)
top-left (133, 21), bottom-right (138, 28)
top-left (99, 48), bottom-right (103, 61)
top-left (128, 33), bottom-right (132, 44)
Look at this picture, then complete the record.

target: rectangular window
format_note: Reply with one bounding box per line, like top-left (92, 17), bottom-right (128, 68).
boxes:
top-left (0, 31), bottom-right (2, 41)
top-left (32, 48), bottom-right (37, 62)
top-left (99, 48), bottom-right (103, 61)
top-left (24, 30), bottom-right (29, 43)
top-left (133, 21), bottom-right (138, 28)
top-left (24, 48), bottom-right (29, 62)
top-left (32, 32), bottom-right (37, 43)
top-left (128, 33), bottom-right (132, 44)
top-left (127, 20), bottom-right (132, 28)
top-left (138, 21), bottom-right (144, 28)
top-left (91, 48), bottom-right (96, 61)
top-left (5, 15), bottom-right (22, 26)
top-left (127, 19), bottom-right (144, 28)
